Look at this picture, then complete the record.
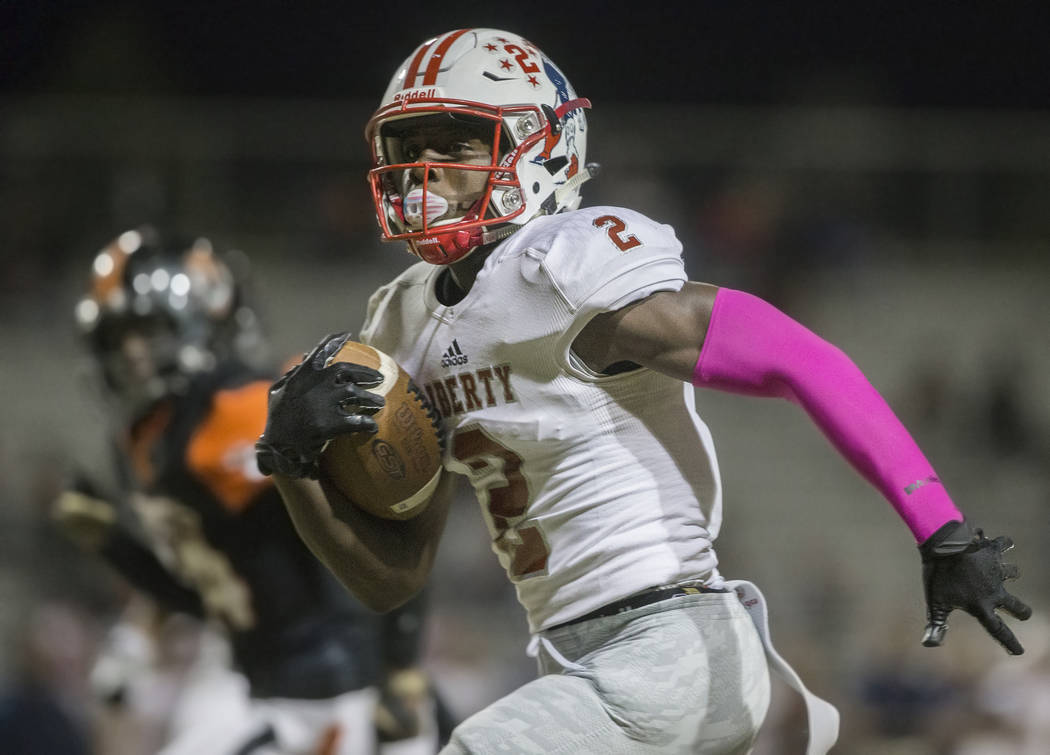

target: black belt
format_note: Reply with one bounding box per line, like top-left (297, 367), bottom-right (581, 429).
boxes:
top-left (548, 582), bottom-right (729, 631)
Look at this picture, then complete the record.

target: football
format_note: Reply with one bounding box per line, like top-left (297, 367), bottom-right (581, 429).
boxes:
top-left (318, 340), bottom-right (444, 520)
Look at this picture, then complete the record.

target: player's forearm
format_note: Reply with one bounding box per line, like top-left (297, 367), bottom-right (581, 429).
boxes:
top-left (693, 288), bottom-right (963, 542)
top-left (274, 473), bottom-right (450, 612)
top-left (53, 490), bottom-right (206, 615)
top-left (99, 529), bottom-right (207, 617)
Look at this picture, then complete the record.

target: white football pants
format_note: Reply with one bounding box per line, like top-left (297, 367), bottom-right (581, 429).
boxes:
top-left (441, 591), bottom-right (771, 754)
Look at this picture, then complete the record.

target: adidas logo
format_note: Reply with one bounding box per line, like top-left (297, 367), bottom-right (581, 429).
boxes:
top-left (440, 339), bottom-right (469, 367)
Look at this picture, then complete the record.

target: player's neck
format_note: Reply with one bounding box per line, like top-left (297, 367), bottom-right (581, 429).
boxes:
top-left (441, 246), bottom-right (494, 305)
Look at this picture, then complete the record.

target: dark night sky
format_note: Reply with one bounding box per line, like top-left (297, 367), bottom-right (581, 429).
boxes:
top-left (3, 1), bottom-right (1048, 109)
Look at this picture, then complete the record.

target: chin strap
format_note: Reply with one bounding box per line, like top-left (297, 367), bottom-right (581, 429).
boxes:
top-left (411, 221), bottom-right (520, 263)
top-left (456, 222), bottom-right (520, 254)
top-left (412, 190), bottom-right (521, 261)
top-left (554, 162), bottom-right (600, 206)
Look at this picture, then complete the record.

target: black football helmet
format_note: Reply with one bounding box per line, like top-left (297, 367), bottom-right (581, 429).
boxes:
top-left (74, 226), bottom-right (265, 420)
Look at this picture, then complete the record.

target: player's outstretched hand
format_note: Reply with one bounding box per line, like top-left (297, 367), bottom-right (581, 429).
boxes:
top-left (52, 472), bottom-right (117, 552)
top-left (919, 519), bottom-right (1031, 655)
top-left (256, 332), bottom-right (385, 479)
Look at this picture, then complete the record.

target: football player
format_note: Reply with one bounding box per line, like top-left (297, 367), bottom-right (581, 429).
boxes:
top-left (254, 29), bottom-right (1031, 754)
top-left (56, 226), bottom-right (448, 754)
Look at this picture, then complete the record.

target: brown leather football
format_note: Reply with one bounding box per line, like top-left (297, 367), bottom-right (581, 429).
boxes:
top-left (319, 340), bottom-right (443, 520)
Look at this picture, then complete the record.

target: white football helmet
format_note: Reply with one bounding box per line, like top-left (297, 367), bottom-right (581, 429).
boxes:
top-left (366, 28), bottom-right (595, 265)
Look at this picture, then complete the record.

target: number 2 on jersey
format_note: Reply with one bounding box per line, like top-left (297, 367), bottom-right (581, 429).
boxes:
top-left (452, 427), bottom-right (550, 580)
top-left (593, 214), bottom-right (642, 251)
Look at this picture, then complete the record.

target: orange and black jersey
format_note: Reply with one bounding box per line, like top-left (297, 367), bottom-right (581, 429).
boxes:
top-left (102, 362), bottom-right (425, 699)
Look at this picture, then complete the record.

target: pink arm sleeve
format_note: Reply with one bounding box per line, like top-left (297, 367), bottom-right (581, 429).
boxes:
top-left (692, 288), bottom-right (963, 542)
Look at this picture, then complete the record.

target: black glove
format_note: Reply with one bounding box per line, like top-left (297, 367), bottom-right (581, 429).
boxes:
top-left (919, 519), bottom-right (1031, 655)
top-left (255, 332), bottom-right (385, 479)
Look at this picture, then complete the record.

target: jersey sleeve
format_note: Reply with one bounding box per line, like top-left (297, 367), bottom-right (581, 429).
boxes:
top-left (538, 206), bottom-right (687, 318)
top-left (359, 262), bottom-right (432, 353)
top-left (358, 281), bottom-right (396, 348)
top-left (531, 207), bottom-right (686, 371)
top-left (186, 380), bottom-right (274, 512)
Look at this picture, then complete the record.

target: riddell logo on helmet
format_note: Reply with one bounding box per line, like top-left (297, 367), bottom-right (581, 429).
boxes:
top-left (394, 88), bottom-right (439, 103)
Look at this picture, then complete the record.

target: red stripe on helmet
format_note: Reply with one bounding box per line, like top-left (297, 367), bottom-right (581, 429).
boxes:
top-left (554, 97), bottom-right (592, 120)
top-left (403, 38), bottom-right (435, 90)
top-left (421, 28), bottom-right (473, 86)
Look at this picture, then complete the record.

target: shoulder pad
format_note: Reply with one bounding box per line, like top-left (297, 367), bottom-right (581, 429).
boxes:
top-left (360, 261), bottom-right (431, 346)
top-left (186, 380), bottom-right (273, 512)
top-left (516, 207), bottom-right (686, 314)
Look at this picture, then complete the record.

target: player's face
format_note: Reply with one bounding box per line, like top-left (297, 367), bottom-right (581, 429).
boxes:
top-left (385, 114), bottom-right (495, 225)
top-left (97, 316), bottom-right (179, 407)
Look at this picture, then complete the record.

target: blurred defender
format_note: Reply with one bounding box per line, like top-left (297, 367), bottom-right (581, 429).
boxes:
top-left (254, 29), bottom-right (1030, 754)
top-left (56, 226), bottom-right (448, 754)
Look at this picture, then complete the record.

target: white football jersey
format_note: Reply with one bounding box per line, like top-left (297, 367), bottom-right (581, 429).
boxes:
top-left (360, 206), bottom-right (723, 632)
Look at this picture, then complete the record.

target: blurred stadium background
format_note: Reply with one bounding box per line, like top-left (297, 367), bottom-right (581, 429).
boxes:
top-left (2, 3), bottom-right (1048, 753)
